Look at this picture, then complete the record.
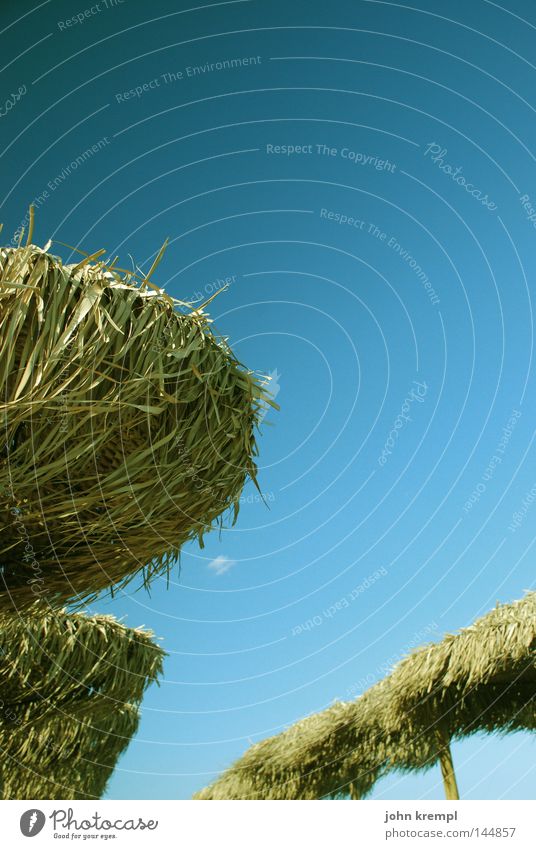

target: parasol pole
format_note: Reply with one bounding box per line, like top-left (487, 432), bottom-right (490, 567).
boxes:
top-left (435, 727), bottom-right (460, 800)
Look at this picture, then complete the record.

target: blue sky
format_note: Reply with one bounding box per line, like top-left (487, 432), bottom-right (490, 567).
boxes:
top-left (2, 0), bottom-right (536, 800)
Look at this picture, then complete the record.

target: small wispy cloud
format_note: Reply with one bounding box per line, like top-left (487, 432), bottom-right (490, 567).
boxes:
top-left (258, 369), bottom-right (281, 424)
top-left (208, 555), bottom-right (236, 576)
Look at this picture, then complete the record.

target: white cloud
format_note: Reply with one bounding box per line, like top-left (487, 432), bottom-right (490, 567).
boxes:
top-left (258, 369), bottom-right (281, 423)
top-left (208, 555), bottom-right (236, 576)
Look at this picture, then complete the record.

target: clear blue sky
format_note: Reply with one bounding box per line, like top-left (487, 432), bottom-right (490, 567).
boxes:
top-left (2, 0), bottom-right (536, 800)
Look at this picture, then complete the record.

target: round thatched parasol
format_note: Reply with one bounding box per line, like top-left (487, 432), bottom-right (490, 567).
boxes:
top-left (0, 241), bottom-right (272, 609)
top-left (0, 603), bottom-right (165, 716)
top-left (195, 593), bottom-right (536, 800)
top-left (0, 604), bottom-right (165, 799)
top-left (0, 706), bottom-right (140, 800)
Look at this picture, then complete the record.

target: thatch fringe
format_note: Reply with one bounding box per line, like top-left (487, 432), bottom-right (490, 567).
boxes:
top-left (194, 593), bottom-right (536, 799)
top-left (0, 244), bottom-right (274, 609)
top-left (0, 605), bottom-right (165, 799)
top-left (386, 592), bottom-right (536, 745)
top-left (0, 707), bottom-right (140, 800)
top-left (0, 603), bottom-right (165, 716)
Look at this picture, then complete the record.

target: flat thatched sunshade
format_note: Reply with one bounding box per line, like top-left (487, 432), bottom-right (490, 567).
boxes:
top-left (385, 591), bottom-right (536, 798)
top-left (194, 678), bottom-right (437, 800)
top-left (194, 593), bottom-right (536, 800)
top-left (0, 605), bottom-right (165, 799)
top-left (0, 241), bottom-right (272, 609)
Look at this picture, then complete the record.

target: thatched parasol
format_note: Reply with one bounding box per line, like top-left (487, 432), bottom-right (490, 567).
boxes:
top-left (0, 706), bottom-right (140, 800)
top-left (0, 604), bottom-right (165, 799)
top-left (194, 679), bottom-right (436, 800)
top-left (193, 699), bottom-right (376, 800)
top-left (385, 592), bottom-right (536, 799)
top-left (195, 593), bottom-right (536, 800)
top-left (0, 239), bottom-right (273, 609)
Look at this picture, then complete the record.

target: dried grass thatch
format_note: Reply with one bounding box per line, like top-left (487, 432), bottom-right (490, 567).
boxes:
top-left (195, 593), bottom-right (536, 800)
top-left (0, 604), bottom-right (165, 799)
top-left (384, 592), bottom-right (536, 797)
top-left (0, 242), bottom-right (272, 609)
top-left (0, 706), bottom-right (140, 800)
top-left (193, 699), bottom-right (375, 800)
top-left (194, 679), bottom-right (435, 800)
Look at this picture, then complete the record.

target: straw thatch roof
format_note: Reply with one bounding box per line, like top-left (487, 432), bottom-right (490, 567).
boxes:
top-left (0, 605), bottom-right (165, 798)
top-left (0, 604), bottom-right (165, 717)
top-left (386, 592), bottom-right (536, 743)
top-left (0, 243), bottom-right (273, 609)
top-left (194, 679), bottom-right (436, 800)
top-left (195, 593), bottom-right (536, 799)
top-left (0, 706), bottom-right (140, 799)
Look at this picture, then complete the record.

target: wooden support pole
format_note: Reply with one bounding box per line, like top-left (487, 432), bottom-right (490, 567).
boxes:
top-left (435, 728), bottom-right (460, 800)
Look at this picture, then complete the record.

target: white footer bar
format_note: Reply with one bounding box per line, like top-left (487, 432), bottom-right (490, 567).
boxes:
top-left (1, 799), bottom-right (533, 848)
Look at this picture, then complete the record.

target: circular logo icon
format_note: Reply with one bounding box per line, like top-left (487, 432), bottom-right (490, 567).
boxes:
top-left (20, 810), bottom-right (46, 837)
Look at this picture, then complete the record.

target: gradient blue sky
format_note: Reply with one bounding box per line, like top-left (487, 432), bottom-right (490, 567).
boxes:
top-left (1, 0), bottom-right (536, 800)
